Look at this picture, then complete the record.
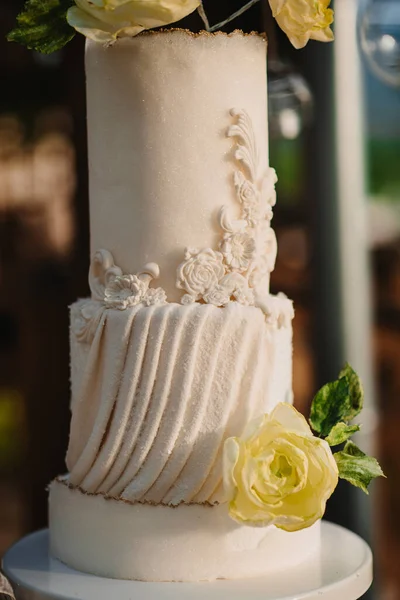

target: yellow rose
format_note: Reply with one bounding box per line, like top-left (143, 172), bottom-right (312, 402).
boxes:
top-left (67, 0), bottom-right (201, 43)
top-left (269, 0), bottom-right (334, 49)
top-left (223, 403), bottom-right (338, 531)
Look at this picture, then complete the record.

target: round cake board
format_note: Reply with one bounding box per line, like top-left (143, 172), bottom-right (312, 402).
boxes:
top-left (2, 521), bottom-right (372, 600)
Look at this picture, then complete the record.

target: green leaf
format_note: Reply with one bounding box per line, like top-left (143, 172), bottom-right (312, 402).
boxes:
top-left (309, 376), bottom-right (351, 438)
top-left (339, 363), bottom-right (364, 421)
top-left (7, 0), bottom-right (75, 54)
top-left (334, 441), bottom-right (385, 494)
top-left (309, 364), bottom-right (365, 438)
top-left (325, 422), bottom-right (361, 446)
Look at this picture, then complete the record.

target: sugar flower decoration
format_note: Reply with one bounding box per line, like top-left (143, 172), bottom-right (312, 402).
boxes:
top-left (223, 364), bottom-right (385, 531)
top-left (8, 0), bottom-right (334, 53)
top-left (268, 0), bottom-right (334, 49)
top-left (102, 261), bottom-right (167, 310)
top-left (221, 232), bottom-right (256, 272)
top-left (177, 248), bottom-right (225, 301)
top-left (104, 274), bottom-right (148, 309)
top-left (67, 0), bottom-right (201, 43)
top-left (223, 403), bottom-right (338, 531)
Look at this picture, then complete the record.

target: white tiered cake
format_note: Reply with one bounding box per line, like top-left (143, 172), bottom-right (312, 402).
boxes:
top-left (48, 29), bottom-right (320, 582)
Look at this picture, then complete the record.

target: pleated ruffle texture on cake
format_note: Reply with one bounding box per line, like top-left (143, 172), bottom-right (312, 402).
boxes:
top-left (67, 301), bottom-right (293, 505)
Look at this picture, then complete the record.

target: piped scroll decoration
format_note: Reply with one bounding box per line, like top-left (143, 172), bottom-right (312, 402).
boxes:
top-left (88, 250), bottom-right (166, 309)
top-left (104, 263), bottom-right (167, 310)
top-left (71, 250), bottom-right (167, 343)
top-left (176, 108), bottom-right (288, 326)
top-left (89, 249), bottom-right (123, 302)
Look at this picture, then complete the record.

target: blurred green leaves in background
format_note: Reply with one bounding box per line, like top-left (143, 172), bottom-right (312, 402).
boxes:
top-left (368, 138), bottom-right (400, 198)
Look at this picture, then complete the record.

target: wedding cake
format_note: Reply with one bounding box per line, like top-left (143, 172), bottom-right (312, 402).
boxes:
top-left (48, 29), bottom-right (323, 581)
top-left (10, 0), bottom-right (383, 587)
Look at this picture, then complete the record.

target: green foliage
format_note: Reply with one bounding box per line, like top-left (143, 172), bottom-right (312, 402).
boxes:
top-left (309, 364), bottom-right (384, 492)
top-left (338, 363), bottom-right (364, 421)
top-left (309, 363), bottom-right (364, 438)
top-left (325, 422), bottom-right (361, 447)
top-left (334, 441), bottom-right (386, 494)
top-left (309, 377), bottom-right (350, 438)
top-left (7, 0), bottom-right (75, 54)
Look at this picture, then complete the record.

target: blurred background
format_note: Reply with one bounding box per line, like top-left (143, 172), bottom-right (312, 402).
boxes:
top-left (0, 0), bottom-right (399, 598)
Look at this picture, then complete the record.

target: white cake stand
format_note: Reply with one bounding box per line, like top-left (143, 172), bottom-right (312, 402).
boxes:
top-left (2, 521), bottom-right (372, 600)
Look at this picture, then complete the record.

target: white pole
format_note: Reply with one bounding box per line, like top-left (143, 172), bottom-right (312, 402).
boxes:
top-left (333, 0), bottom-right (378, 561)
top-left (334, 0), bottom-right (377, 453)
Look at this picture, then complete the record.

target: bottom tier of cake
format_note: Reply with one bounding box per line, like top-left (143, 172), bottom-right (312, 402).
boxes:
top-left (49, 477), bottom-right (321, 582)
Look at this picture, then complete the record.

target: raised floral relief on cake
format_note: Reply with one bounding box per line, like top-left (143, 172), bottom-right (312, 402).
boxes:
top-left (104, 268), bottom-right (167, 309)
top-left (71, 249), bottom-right (167, 343)
top-left (71, 109), bottom-right (293, 345)
top-left (176, 108), bottom-right (292, 328)
top-left (177, 248), bottom-right (225, 304)
top-left (177, 249), bottom-right (255, 308)
top-left (89, 249), bottom-right (165, 308)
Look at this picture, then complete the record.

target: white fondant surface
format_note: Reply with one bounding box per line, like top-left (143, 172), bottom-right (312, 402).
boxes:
top-left (68, 301), bottom-right (293, 504)
top-left (53, 29), bottom-right (310, 586)
top-left (49, 478), bottom-right (320, 582)
top-left (86, 31), bottom-right (269, 301)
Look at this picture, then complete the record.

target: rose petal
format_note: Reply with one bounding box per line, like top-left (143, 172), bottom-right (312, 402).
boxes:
top-left (116, 0), bottom-right (201, 29)
top-left (67, 7), bottom-right (120, 42)
top-left (69, 0), bottom-right (200, 39)
top-left (240, 414), bottom-right (268, 443)
top-left (272, 513), bottom-right (309, 532)
top-left (223, 437), bottom-right (241, 501)
top-left (270, 403), bottom-right (313, 436)
top-left (310, 26), bottom-right (335, 43)
top-left (240, 456), bottom-right (268, 509)
top-left (268, 0), bottom-right (288, 17)
top-left (102, 0), bottom-right (137, 7)
top-left (271, 0), bottom-right (334, 49)
top-left (282, 31), bottom-right (310, 50)
top-left (228, 500), bottom-right (275, 528)
top-left (269, 437), bottom-right (309, 494)
top-left (224, 403), bottom-right (339, 531)
top-left (76, 0), bottom-right (146, 27)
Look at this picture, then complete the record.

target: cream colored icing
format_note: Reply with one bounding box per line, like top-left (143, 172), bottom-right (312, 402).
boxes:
top-left (68, 299), bottom-right (293, 504)
top-left (86, 31), bottom-right (269, 301)
top-left (49, 478), bottom-right (321, 582)
top-left (49, 29), bottom-right (313, 584)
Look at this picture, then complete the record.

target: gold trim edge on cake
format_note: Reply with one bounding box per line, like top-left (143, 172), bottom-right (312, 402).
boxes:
top-left (52, 476), bottom-right (220, 508)
top-left (134, 27), bottom-right (267, 42)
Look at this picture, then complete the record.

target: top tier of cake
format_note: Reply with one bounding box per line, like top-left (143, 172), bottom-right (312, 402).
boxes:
top-left (86, 30), bottom-right (271, 302)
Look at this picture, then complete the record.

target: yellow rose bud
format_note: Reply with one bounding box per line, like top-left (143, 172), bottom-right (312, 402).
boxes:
top-left (223, 403), bottom-right (338, 532)
top-left (67, 0), bottom-right (201, 43)
top-left (269, 0), bottom-right (334, 49)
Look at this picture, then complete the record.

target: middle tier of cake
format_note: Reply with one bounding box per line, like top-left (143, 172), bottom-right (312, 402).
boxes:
top-left (67, 298), bottom-right (293, 505)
